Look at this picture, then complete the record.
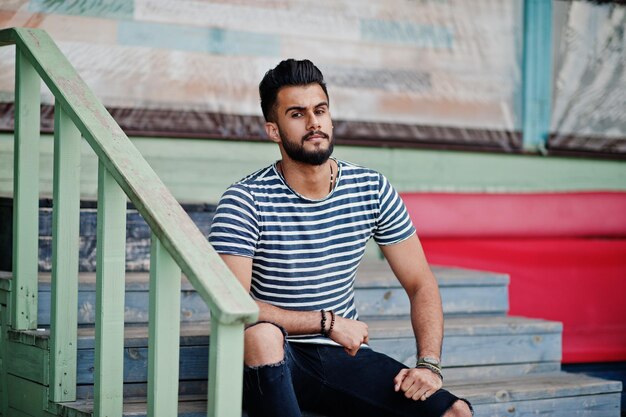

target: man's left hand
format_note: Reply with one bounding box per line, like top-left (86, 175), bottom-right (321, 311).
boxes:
top-left (393, 368), bottom-right (443, 401)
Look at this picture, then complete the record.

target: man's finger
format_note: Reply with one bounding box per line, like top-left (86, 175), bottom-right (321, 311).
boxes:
top-left (393, 369), bottom-right (408, 391)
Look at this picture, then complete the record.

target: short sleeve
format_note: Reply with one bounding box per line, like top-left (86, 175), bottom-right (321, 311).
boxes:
top-left (208, 185), bottom-right (260, 258)
top-left (373, 174), bottom-right (416, 246)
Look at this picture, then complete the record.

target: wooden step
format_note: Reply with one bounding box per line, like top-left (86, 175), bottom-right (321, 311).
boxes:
top-left (356, 260), bottom-right (509, 317)
top-left (56, 372), bottom-right (623, 417)
top-left (8, 314), bottom-right (562, 400)
top-left (26, 263), bottom-right (508, 326)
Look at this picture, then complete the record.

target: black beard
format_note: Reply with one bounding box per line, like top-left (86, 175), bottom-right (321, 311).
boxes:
top-left (279, 128), bottom-right (334, 166)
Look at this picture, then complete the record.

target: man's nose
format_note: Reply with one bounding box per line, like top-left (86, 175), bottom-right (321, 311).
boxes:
top-left (306, 113), bottom-right (321, 130)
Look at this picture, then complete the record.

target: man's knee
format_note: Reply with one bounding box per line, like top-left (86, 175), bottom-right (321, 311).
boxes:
top-left (443, 399), bottom-right (472, 417)
top-left (244, 322), bottom-right (285, 367)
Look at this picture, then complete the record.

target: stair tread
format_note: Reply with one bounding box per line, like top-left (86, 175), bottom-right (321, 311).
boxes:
top-left (11, 315), bottom-right (561, 349)
top-left (1, 261), bottom-right (509, 291)
top-left (59, 372), bottom-right (622, 416)
top-left (448, 372), bottom-right (623, 404)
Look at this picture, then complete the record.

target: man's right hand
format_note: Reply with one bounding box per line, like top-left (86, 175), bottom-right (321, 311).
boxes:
top-left (330, 315), bottom-right (369, 356)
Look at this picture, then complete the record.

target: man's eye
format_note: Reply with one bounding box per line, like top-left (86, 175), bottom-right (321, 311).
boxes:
top-left (291, 112), bottom-right (303, 118)
top-left (315, 109), bottom-right (326, 115)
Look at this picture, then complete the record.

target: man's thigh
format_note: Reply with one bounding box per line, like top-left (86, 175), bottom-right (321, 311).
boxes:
top-left (289, 343), bottom-right (464, 417)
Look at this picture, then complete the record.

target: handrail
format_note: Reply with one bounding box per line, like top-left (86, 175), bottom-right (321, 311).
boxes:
top-left (0, 27), bottom-right (257, 324)
top-left (1, 27), bottom-right (258, 415)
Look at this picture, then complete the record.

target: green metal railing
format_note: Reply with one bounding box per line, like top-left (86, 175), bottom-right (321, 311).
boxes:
top-left (0, 27), bottom-right (258, 416)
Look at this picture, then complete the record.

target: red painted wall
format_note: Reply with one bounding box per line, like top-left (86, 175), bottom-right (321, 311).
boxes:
top-left (401, 192), bottom-right (626, 364)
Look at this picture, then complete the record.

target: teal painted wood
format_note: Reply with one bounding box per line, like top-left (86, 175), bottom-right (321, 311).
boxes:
top-left (0, 27), bottom-right (257, 325)
top-left (94, 161), bottom-right (127, 417)
top-left (522, 0), bottom-right (553, 152)
top-left (11, 47), bottom-right (40, 330)
top-left (49, 103), bottom-right (81, 402)
top-left (147, 234), bottom-right (181, 417)
top-left (208, 318), bottom-right (245, 417)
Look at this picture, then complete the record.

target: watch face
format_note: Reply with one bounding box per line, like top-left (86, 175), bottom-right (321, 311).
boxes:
top-left (421, 356), bottom-right (440, 366)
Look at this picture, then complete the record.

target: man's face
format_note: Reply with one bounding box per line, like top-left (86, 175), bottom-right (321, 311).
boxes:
top-left (267, 84), bottom-right (334, 165)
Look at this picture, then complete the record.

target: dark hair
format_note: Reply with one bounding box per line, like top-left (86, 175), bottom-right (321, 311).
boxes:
top-left (259, 59), bottom-right (329, 122)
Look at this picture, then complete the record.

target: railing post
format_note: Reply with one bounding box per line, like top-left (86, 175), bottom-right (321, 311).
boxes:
top-left (208, 317), bottom-right (245, 417)
top-left (94, 161), bottom-right (126, 417)
top-left (12, 47), bottom-right (40, 330)
top-left (49, 103), bottom-right (81, 402)
top-left (148, 234), bottom-right (181, 417)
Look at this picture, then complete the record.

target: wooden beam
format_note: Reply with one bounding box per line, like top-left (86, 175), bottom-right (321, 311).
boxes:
top-left (49, 103), bottom-right (81, 402)
top-left (147, 234), bottom-right (181, 416)
top-left (94, 161), bottom-right (126, 417)
top-left (11, 47), bottom-right (40, 330)
top-left (522, 0), bottom-right (553, 152)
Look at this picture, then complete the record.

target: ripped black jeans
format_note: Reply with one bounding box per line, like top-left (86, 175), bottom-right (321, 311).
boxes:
top-left (243, 323), bottom-right (472, 417)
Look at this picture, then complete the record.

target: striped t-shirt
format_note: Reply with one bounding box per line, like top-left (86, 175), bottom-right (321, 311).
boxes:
top-left (208, 159), bottom-right (416, 344)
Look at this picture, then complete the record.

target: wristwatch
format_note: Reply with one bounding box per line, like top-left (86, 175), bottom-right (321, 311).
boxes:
top-left (415, 356), bottom-right (443, 380)
top-left (417, 356), bottom-right (441, 368)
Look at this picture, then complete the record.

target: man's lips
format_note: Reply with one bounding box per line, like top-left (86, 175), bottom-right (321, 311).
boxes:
top-left (303, 131), bottom-right (329, 141)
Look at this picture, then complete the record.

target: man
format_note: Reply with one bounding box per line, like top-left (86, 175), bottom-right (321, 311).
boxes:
top-left (209, 59), bottom-right (472, 417)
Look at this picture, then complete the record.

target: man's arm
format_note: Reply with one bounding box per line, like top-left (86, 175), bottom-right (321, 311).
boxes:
top-left (220, 254), bottom-right (369, 356)
top-left (379, 234), bottom-right (444, 401)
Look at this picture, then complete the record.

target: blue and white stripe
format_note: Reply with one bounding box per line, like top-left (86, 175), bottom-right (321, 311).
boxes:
top-left (209, 159), bottom-right (415, 344)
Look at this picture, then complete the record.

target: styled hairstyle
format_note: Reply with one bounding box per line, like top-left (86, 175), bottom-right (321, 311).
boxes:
top-left (259, 59), bottom-right (329, 122)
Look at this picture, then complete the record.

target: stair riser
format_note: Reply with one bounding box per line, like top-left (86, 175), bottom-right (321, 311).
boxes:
top-left (70, 331), bottom-right (561, 400)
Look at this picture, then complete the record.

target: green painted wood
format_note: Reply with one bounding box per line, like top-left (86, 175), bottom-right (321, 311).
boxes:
top-left (94, 161), bottom-right (126, 417)
top-left (522, 0), bottom-right (553, 152)
top-left (2, 133), bottom-right (626, 203)
top-left (0, 27), bottom-right (256, 325)
top-left (6, 340), bottom-right (48, 385)
top-left (207, 318), bottom-right (245, 417)
top-left (11, 47), bottom-right (40, 330)
top-left (6, 374), bottom-right (53, 417)
top-left (0, 304), bottom-right (8, 417)
top-left (8, 329), bottom-right (50, 350)
top-left (49, 103), bottom-right (81, 402)
top-left (147, 234), bottom-right (181, 417)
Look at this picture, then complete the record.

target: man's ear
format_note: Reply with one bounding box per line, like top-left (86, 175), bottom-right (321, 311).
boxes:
top-left (265, 122), bottom-right (281, 144)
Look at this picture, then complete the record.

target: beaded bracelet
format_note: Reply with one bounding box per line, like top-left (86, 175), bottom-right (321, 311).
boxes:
top-left (320, 309), bottom-right (327, 336)
top-left (328, 310), bottom-right (336, 336)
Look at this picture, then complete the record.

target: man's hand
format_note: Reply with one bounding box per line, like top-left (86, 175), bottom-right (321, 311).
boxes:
top-left (393, 368), bottom-right (443, 401)
top-left (329, 315), bottom-right (369, 356)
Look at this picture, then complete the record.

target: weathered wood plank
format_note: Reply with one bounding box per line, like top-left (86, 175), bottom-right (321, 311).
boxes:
top-left (6, 340), bottom-right (48, 385)
top-left (6, 374), bottom-right (55, 417)
top-left (33, 261), bottom-right (511, 326)
top-left (471, 392), bottom-right (621, 417)
top-left (8, 329), bottom-right (50, 349)
top-left (445, 361), bottom-right (561, 382)
top-left (49, 102), bottom-right (81, 402)
top-left (55, 391), bottom-right (624, 417)
top-left (448, 372), bottom-right (623, 404)
top-left (11, 46), bottom-right (40, 330)
top-left (147, 234), bottom-right (181, 416)
top-left (94, 161), bottom-right (127, 417)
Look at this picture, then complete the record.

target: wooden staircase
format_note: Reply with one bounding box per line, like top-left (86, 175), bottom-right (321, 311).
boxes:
top-left (1, 205), bottom-right (622, 416)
